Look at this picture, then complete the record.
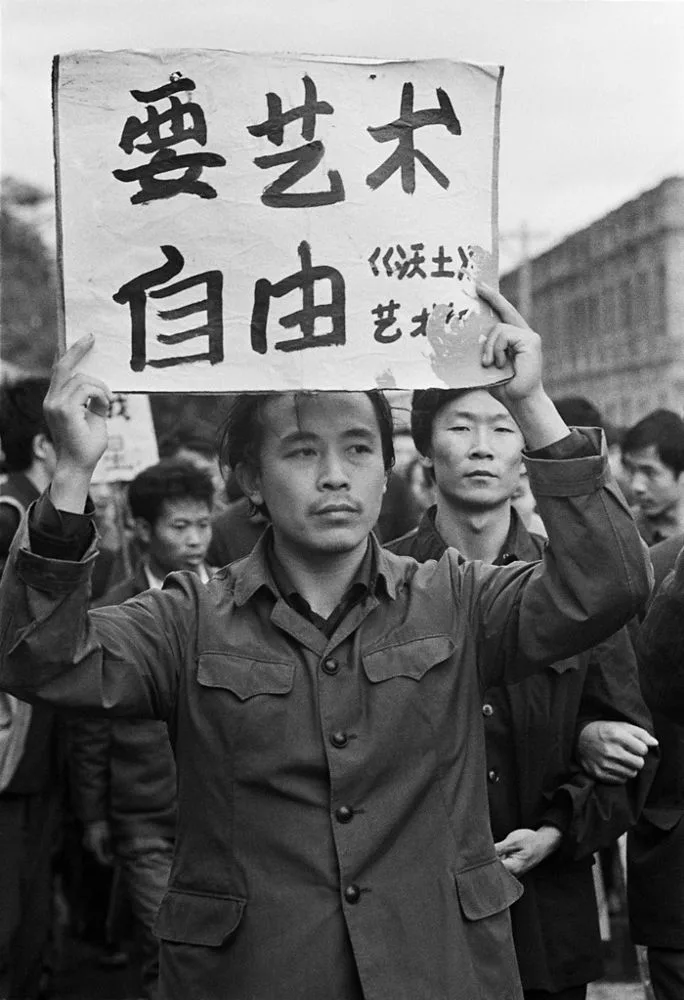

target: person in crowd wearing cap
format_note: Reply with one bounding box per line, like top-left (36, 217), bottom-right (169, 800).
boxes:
top-left (0, 285), bottom-right (651, 1000)
top-left (387, 386), bottom-right (657, 1000)
top-left (68, 458), bottom-right (214, 1000)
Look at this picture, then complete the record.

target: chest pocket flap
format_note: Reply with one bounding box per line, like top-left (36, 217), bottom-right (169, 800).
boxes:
top-left (154, 888), bottom-right (245, 946)
top-left (198, 652), bottom-right (295, 700)
top-left (454, 858), bottom-right (523, 921)
top-left (363, 634), bottom-right (455, 684)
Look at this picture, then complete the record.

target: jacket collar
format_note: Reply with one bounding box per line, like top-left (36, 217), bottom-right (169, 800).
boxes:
top-left (232, 527), bottom-right (402, 608)
top-left (409, 504), bottom-right (545, 565)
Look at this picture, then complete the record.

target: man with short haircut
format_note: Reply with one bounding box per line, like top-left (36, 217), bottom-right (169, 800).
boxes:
top-left (0, 378), bottom-right (60, 1000)
top-left (622, 409), bottom-right (684, 545)
top-left (0, 286), bottom-right (651, 1000)
top-left (388, 386), bottom-right (657, 1000)
top-left (69, 459), bottom-right (214, 1000)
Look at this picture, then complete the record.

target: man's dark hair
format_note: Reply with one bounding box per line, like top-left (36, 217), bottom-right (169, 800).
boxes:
top-left (0, 378), bottom-right (51, 473)
top-left (553, 396), bottom-right (604, 430)
top-left (158, 423), bottom-right (217, 461)
top-left (622, 409), bottom-right (684, 477)
top-left (410, 388), bottom-right (470, 458)
top-left (128, 459), bottom-right (215, 527)
top-left (218, 392), bottom-right (395, 512)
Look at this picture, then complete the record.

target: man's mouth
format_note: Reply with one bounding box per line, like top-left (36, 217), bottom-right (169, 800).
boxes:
top-left (466, 470), bottom-right (497, 478)
top-left (313, 502), bottom-right (360, 514)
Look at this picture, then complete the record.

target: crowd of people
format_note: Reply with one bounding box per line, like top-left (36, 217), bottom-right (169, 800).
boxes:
top-left (1, 286), bottom-right (684, 1000)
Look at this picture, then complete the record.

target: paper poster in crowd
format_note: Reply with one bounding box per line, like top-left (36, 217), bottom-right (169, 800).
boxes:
top-left (54, 50), bottom-right (508, 391)
top-left (90, 393), bottom-right (159, 484)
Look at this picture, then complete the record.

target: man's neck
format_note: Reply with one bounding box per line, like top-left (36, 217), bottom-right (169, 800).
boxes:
top-left (434, 498), bottom-right (511, 564)
top-left (272, 534), bottom-right (369, 618)
top-left (24, 462), bottom-right (52, 496)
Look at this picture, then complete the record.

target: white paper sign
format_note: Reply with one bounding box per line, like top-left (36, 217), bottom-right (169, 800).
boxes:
top-left (91, 393), bottom-right (159, 484)
top-left (54, 50), bottom-right (503, 391)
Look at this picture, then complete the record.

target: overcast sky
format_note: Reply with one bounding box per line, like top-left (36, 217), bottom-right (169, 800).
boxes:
top-left (2, 0), bottom-right (683, 269)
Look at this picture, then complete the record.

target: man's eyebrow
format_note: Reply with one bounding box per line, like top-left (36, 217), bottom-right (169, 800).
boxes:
top-left (448, 410), bottom-right (517, 425)
top-left (341, 426), bottom-right (378, 439)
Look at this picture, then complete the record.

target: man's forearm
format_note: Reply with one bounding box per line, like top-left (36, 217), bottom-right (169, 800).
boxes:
top-left (506, 388), bottom-right (570, 451)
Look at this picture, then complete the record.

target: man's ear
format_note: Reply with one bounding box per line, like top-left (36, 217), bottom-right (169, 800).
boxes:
top-left (419, 452), bottom-right (434, 473)
top-left (235, 462), bottom-right (263, 509)
top-left (32, 432), bottom-right (52, 463)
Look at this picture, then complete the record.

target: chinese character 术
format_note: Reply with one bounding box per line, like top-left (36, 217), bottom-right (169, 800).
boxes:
top-left (113, 245), bottom-right (223, 371)
top-left (366, 82), bottom-right (461, 194)
top-left (113, 77), bottom-right (226, 204)
top-left (251, 241), bottom-right (345, 353)
top-left (248, 75), bottom-right (344, 208)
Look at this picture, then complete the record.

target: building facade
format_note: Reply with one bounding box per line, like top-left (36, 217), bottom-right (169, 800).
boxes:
top-left (500, 177), bottom-right (684, 428)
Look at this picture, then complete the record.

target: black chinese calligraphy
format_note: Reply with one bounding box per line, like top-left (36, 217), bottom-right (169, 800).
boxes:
top-left (113, 245), bottom-right (224, 371)
top-left (371, 301), bottom-right (443, 344)
top-left (251, 241), bottom-right (345, 353)
top-left (113, 77), bottom-right (226, 204)
top-left (368, 242), bottom-right (478, 280)
top-left (248, 75), bottom-right (344, 208)
top-left (366, 82), bottom-right (461, 194)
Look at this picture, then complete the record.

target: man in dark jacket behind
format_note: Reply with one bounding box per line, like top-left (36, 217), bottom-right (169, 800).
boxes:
top-left (69, 458), bottom-right (214, 1000)
top-left (388, 387), bottom-right (658, 1000)
top-left (630, 532), bottom-right (684, 999)
top-left (0, 378), bottom-right (61, 1000)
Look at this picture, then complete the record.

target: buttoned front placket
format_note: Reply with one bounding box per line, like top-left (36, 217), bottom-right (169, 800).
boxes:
top-left (269, 591), bottom-right (388, 996)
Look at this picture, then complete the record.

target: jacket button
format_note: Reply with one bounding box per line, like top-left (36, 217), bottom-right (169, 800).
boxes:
top-left (335, 805), bottom-right (354, 824)
top-left (322, 657), bottom-right (340, 675)
top-left (344, 884), bottom-right (361, 904)
top-left (500, 552), bottom-right (517, 565)
top-left (482, 703), bottom-right (494, 717)
top-left (330, 731), bottom-right (348, 748)
top-left (487, 768), bottom-right (500, 783)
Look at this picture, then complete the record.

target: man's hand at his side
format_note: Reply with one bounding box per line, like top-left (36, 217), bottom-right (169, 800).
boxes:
top-left (576, 720), bottom-right (658, 784)
top-left (494, 826), bottom-right (562, 877)
top-left (44, 334), bottom-right (113, 513)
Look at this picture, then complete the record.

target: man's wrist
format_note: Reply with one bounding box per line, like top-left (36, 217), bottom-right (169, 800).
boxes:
top-left (505, 389), bottom-right (570, 451)
top-left (50, 464), bottom-right (94, 514)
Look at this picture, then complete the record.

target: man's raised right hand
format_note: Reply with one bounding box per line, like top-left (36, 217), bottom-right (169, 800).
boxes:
top-left (44, 334), bottom-right (113, 512)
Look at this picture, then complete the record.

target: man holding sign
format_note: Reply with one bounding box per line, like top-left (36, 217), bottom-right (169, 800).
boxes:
top-left (0, 285), bottom-right (650, 1000)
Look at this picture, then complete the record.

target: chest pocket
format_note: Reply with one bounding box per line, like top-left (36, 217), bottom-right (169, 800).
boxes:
top-left (362, 634), bottom-right (455, 684)
top-left (197, 652), bottom-right (295, 700)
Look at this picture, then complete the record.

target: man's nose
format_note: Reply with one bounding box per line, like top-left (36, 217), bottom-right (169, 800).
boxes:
top-left (318, 450), bottom-right (350, 488)
top-left (630, 472), bottom-right (647, 495)
top-left (469, 429), bottom-right (494, 458)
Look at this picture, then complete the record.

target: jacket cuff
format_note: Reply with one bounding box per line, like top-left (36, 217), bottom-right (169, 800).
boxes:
top-left (526, 428), bottom-right (609, 497)
top-left (538, 797), bottom-right (573, 836)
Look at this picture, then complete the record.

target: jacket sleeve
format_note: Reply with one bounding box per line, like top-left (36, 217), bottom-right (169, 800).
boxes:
top-left (540, 628), bottom-right (659, 860)
top-left (0, 504), bottom-right (198, 720)
top-left (453, 430), bottom-right (652, 689)
top-left (67, 717), bottom-right (112, 825)
top-left (636, 544), bottom-right (684, 722)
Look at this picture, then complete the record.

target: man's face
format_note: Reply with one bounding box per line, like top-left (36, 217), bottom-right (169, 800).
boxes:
top-left (426, 390), bottom-right (524, 511)
top-left (143, 497), bottom-right (212, 575)
top-left (622, 445), bottom-right (682, 519)
top-left (240, 393), bottom-right (387, 557)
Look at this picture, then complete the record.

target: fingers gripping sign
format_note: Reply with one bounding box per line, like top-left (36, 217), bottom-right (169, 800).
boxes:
top-left (45, 334), bottom-right (114, 512)
top-left (476, 282), bottom-right (542, 403)
top-left (474, 282), bottom-right (568, 451)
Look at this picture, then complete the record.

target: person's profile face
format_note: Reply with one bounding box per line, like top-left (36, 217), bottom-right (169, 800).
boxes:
top-left (622, 445), bottom-right (681, 518)
top-left (240, 392), bottom-right (387, 558)
top-left (425, 390), bottom-right (524, 512)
